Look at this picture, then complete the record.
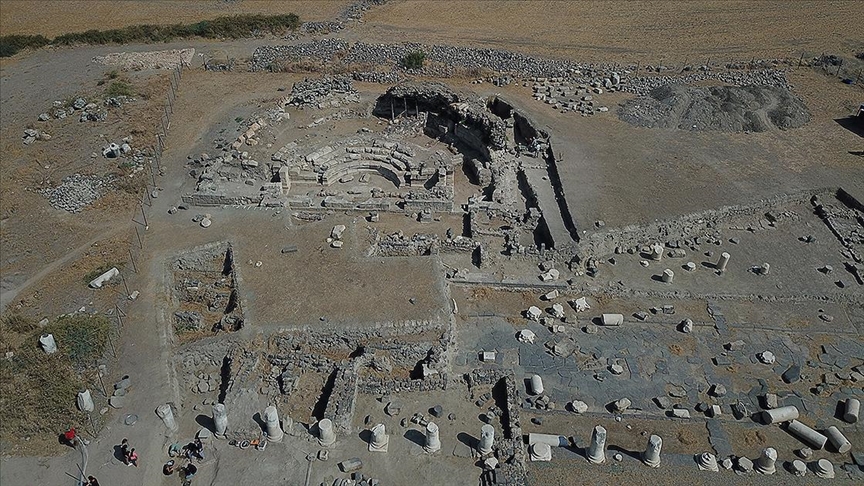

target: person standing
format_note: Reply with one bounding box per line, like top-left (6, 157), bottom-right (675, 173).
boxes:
top-left (128, 448), bottom-right (139, 467)
top-left (87, 476), bottom-right (100, 486)
top-left (120, 437), bottom-right (130, 464)
top-left (63, 427), bottom-right (78, 447)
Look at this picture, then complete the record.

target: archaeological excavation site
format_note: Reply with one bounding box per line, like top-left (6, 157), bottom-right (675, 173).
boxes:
top-left (1, 2), bottom-right (863, 485)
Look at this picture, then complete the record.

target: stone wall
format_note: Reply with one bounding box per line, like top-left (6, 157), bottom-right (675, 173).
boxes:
top-left (181, 193), bottom-right (258, 207)
top-left (576, 187), bottom-right (836, 261)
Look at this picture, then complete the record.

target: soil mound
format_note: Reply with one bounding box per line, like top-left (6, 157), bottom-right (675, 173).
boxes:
top-left (618, 84), bottom-right (810, 132)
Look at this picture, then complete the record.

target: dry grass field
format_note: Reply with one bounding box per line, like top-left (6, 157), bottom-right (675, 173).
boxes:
top-left (359, 0), bottom-right (864, 62)
top-left (0, 0), bottom-right (349, 37)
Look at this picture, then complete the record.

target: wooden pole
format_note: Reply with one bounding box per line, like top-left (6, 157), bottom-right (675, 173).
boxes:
top-left (107, 333), bottom-right (117, 358)
top-left (95, 363), bottom-right (107, 397)
top-left (140, 201), bottom-right (148, 228)
top-left (798, 53), bottom-right (804, 69)
top-left (120, 272), bottom-right (130, 297)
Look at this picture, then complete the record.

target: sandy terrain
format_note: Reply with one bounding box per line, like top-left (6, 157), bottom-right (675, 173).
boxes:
top-left (0, 0), bottom-right (350, 37)
top-left (1, 2), bottom-right (862, 485)
top-left (359, 0), bottom-right (864, 62)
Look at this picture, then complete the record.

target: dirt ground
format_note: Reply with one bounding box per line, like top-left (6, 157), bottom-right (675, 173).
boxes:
top-left (1, 2), bottom-right (863, 485)
top-left (357, 0), bottom-right (864, 62)
top-left (0, 0), bottom-right (351, 37)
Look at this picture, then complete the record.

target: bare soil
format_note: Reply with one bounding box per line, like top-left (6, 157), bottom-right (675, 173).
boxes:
top-left (358, 0), bottom-right (864, 62)
top-left (0, 0), bottom-right (350, 37)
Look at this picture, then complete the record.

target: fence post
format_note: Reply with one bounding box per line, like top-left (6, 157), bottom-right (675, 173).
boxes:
top-left (139, 201), bottom-right (148, 229)
top-left (128, 248), bottom-right (137, 273)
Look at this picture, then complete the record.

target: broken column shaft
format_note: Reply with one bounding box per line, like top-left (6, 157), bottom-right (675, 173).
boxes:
top-left (844, 398), bottom-right (860, 423)
top-left (478, 424), bottom-right (495, 455)
top-left (587, 425), bottom-right (607, 464)
top-left (786, 420), bottom-right (827, 450)
top-left (529, 374), bottom-right (544, 395)
top-left (318, 418), bottom-right (336, 447)
top-left (369, 423), bottom-right (389, 452)
top-left (641, 435), bottom-right (662, 467)
top-left (156, 403), bottom-right (177, 431)
top-left (661, 269), bottom-right (674, 283)
top-left (716, 252), bottom-right (730, 271)
top-left (424, 422), bottom-right (441, 453)
top-left (754, 447), bottom-right (777, 475)
top-left (212, 403), bottom-right (228, 438)
top-left (263, 405), bottom-right (284, 443)
top-left (761, 405), bottom-right (798, 424)
top-left (824, 426), bottom-right (851, 453)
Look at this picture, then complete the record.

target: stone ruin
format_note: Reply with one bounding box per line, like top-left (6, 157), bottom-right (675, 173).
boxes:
top-left (180, 80), bottom-right (581, 257)
top-left (171, 241), bottom-right (245, 335)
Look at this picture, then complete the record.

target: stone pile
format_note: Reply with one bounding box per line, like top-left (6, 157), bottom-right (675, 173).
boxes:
top-left (531, 77), bottom-right (614, 116)
top-left (288, 75), bottom-right (358, 107)
top-left (252, 39), bottom-right (350, 68)
top-left (39, 174), bottom-right (113, 212)
top-left (22, 128), bottom-right (51, 145)
top-left (619, 84), bottom-right (809, 132)
top-left (299, 21), bottom-right (344, 35)
top-left (352, 71), bottom-right (401, 84)
top-left (337, 0), bottom-right (387, 22)
top-left (92, 48), bottom-right (194, 70)
top-left (251, 39), bottom-right (792, 97)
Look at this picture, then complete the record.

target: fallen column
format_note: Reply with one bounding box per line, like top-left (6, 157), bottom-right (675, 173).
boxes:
top-left (528, 374), bottom-right (544, 395)
top-left (528, 433), bottom-right (567, 447)
top-left (761, 405), bottom-right (798, 424)
top-left (786, 420), bottom-right (827, 450)
top-left (76, 389), bottom-right (94, 413)
top-left (824, 426), bottom-right (851, 453)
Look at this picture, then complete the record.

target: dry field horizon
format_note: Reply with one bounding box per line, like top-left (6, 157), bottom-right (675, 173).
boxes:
top-left (0, 0), bottom-right (349, 37)
top-left (358, 0), bottom-right (864, 62)
top-left (1, 1), bottom-right (862, 65)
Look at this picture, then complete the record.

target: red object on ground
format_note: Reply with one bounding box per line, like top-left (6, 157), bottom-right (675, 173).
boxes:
top-left (64, 428), bottom-right (76, 442)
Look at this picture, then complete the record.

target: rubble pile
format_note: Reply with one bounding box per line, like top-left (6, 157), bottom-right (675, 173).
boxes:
top-left (619, 84), bottom-right (810, 132)
top-left (250, 39), bottom-right (792, 96)
top-left (92, 48), bottom-right (194, 70)
top-left (288, 75), bottom-right (358, 107)
top-left (39, 174), bottom-right (113, 212)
